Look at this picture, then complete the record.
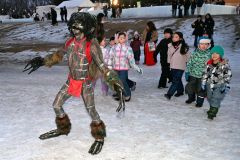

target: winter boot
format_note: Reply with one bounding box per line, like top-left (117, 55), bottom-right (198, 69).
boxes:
top-left (88, 120), bottom-right (106, 155)
top-left (196, 96), bottom-right (204, 107)
top-left (185, 94), bottom-right (195, 104)
top-left (164, 94), bottom-right (171, 100)
top-left (207, 107), bottom-right (219, 120)
top-left (39, 114), bottom-right (71, 140)
top-left (174, 93), bottom-right (184, 97)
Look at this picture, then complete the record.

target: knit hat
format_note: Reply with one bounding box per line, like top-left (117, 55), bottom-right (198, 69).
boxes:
top-left (134, 31), bottom-right (139, 36)
top-left (210, 45), bottom-right (224, 58)
top-left (164, 28), bottom-right (173, 35)
top-left (198, 36), bottom-right (211, 44)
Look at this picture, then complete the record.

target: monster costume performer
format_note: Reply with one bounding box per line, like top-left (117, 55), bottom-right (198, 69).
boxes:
top-left (23, 12), bottom-right (125, 155)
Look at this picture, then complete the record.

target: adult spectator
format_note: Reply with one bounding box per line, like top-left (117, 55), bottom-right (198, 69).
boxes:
top-left (236, 4), bottom-right (240, 15)
top-left (51, 8), bottom-right (58, 26)
top-left (191, 0), bottom-right (197, 15)
top-left (204, 13), bottom-right (215, 40)
top-left (142, 21), bottom-right (158, 65)
top-left (192, 15), bottom-right (205, 48)
top-left (60, 8), bottom-right (64, 22)
top-left (196, 0), bottom-right (204, 15)
top-left (178, 0), bottom-right (184, 18)
top-left (103, 5), bottom-right (108, 17)
top-left (63, 6), bottom-right (68, 22)
top-left (96, 13), bottom-right (105, 39)
top-left (184, 0), bottom-right (191, 16)
top-left (172, 0), bottom-right (178, 17)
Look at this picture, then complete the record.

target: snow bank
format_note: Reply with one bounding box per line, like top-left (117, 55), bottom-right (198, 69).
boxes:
top-left (107, 4), bottom-right (237, 18)
top-left (1, 18), bottom-right (34, 23)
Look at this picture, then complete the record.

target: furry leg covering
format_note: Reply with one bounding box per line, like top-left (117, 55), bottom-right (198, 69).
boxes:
top-left (56, 114), bottom-right (71, 135)
top-left (90, 120), bottom-right (106, 139)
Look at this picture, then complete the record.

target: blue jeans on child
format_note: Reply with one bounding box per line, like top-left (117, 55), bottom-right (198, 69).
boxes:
top-left (115, 70), bottom-right (131, 97)
top-left (167, 69), bottom-right (184, 96)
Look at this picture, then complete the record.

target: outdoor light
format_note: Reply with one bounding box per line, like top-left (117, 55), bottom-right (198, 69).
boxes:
top-left (113, 0), bottom-right (118, 6)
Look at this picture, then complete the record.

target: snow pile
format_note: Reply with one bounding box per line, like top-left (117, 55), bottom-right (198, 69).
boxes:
top-left (5, 22), bottom-right (69, 43)
top-left (90, 4), bottom-right (237, 18)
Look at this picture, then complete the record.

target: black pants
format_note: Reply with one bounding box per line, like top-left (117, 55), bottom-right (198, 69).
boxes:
top-left (158, 63), bottom-right (172, 88)
top-left (133, 50), bottom-right (141, 62)
top-left (185, 76), bottom-right (206, 105)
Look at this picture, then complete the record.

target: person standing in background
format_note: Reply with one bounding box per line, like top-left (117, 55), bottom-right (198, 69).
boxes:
top-left (172, 0), bottom-right (178, 17)
top-left (63, 6), bottom-right (68, 22)
top-left (191, 0), bottom-right (197, 15)
top-left (196, 0), bottom-right (204, 15)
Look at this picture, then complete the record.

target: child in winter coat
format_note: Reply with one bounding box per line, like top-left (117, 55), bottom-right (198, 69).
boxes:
top-left (154, 28), bottom-right (173, 88)
top-left (185, 36), bottom-right (211, 107)
top-left (164, 32), bottom-right (191, 100)
top-left (97, 36), bottom-right (112, 96)
top-left (108, 32), bottom-right (143, 101)
top-left (130, 31), bottom-right (142, 65)
top-left (201, 46), bottom-right (232, 120)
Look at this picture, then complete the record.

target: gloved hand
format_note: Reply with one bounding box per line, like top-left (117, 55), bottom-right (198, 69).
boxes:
top-left (221, 86), bottom-right (230, 94)
top-left (23, 56), bottom-right (44, 74)
top-left (201, 84), bottom-right (206, 91)
top-left (137, 68), bottom-right (143, 74)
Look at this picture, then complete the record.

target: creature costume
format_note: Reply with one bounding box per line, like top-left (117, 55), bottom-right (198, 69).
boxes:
top-left (23, 12), bottom-right (125, 155)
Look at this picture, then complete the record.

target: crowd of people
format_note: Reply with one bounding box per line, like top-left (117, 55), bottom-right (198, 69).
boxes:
top-left (171, 0), bottom-right (226, 18)
top-left (93, 12), bottom-right (232, 120)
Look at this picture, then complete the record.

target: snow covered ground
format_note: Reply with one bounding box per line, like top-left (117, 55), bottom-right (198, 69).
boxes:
top-left (0, 12), bottom-right (240, 160)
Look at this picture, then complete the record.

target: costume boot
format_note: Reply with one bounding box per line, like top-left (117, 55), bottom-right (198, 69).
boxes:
top-left (39, 114), bottom-right (71, 140)
top-left (88, 120), bottom-right (106, 155)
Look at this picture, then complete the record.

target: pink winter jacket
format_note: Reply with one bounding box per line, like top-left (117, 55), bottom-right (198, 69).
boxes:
top-left (167, 43), bottom-right (191, 70)
top-left (108, 43), bottom-right (139, 71)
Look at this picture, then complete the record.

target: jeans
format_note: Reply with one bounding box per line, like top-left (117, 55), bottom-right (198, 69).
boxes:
top-left (116, 70), bottom-right (131, 97)
top-left (167, 69), bottom-right (184, 96)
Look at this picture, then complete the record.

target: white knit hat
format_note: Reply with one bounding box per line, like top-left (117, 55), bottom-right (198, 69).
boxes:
top-left (134, 31), bottom-right (139, 36)
top-left (198, 36), bottom-right (211, 44)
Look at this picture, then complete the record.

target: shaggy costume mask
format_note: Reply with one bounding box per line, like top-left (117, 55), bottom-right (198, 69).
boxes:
top-left (68, 12), bottom-right (97, 41)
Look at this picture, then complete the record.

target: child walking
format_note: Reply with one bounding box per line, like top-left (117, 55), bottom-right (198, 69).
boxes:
top-left (130, 31), bottom-right (142, 65)
top-left (185, 36), bottom-right (211, 107)
top-left (154, 28), bottom-right (173, 88)
top-left (97, 36), bottom-right (111, 96)
top-left (201, 46), bottom-right (232, 120)
top-left (164, 32), bottom-right (191, 100)
top-left (108, 32), bottom-right (142, 101)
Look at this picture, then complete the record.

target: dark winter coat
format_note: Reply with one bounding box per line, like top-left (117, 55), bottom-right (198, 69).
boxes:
top-left (191, 1), bottom-right (197, 9)
top-left (192, 19), bottom-right (205, 36)
top-left (184, 0), bottom-right (191, 9)
top-left (154, 38), bottom-right (172, 64)
top-left (130, 39), bottom-right (141, 52)
top-left (204, 18), bottom-right (215, 35)
top-left (172, 1), bottom-right (178, 9)
top-left (196, 0), bottom-right (204, 7)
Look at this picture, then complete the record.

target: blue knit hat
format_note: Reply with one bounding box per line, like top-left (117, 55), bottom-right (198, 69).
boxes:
top-left (210, 45), bottom-right (224, 58)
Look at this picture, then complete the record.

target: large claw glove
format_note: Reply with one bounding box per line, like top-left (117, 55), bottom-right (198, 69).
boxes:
top-left (113, 83), bottom-right (125, 112)
top-left (88, 140), bottom-right (104, 155)
top-left (23, 56), bottom-right (44, 74)
top-left (104, 70), bottom-right (125, 112)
